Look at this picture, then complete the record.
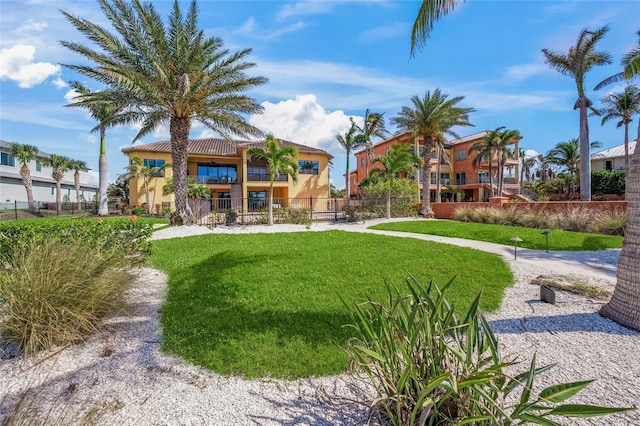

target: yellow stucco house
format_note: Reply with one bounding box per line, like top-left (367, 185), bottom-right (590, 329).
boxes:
top-left (121, 137), bottom-right (333, 213)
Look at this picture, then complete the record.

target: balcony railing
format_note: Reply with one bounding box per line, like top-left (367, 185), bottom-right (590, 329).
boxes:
top-left (196, 175), bottom-right (238, 185)
top-left (247, 173), bottom-right (288, 182)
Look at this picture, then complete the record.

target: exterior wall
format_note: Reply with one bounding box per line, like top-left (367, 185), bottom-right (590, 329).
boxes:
top-left (124, 147), bottom-right (331, 211)
top-left (591, 156), bottom-right (625, 171)
top-left (291, 151), bottom-right (330, 201)
top-left (0, 149), bottom-right (97, 203)
top-left (125, 151), bottom-right (174, 208)
top-left (433, 200), bottom-right (626, 220)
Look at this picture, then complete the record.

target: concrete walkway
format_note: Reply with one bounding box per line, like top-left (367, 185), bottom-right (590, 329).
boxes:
top-left (317, 217), bottom-right (619, 284)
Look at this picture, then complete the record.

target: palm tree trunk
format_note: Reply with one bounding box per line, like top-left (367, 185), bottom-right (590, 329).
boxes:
top-left (144, 179), bottom-right (151, 214)
top-left (421, 136), bottom-right (434, 217)
top-left (75, 171), bottom-right (81, 210)
top-left (386, 188), bottom-right (391, 219)
top-left (600, 142), bottom-right (640, 330)
top-left (435, 145), bottom-right (442, 203)
top-left (268, 183), bottom-right (274, 226)
top-left (623, 122), bottom-right (629, 185)
top-left (20, 167), bottom-right (35, 213)
top-left (170, 116), bottom-right (193, 225)
top-left (98, 127), bottom-right (109, 216)
top-left (345, 153), bottom-right (350, 207)
top-left (488, 160), bottom-right (494, 199)
top-left (579, 105), bottom-right (591, 200)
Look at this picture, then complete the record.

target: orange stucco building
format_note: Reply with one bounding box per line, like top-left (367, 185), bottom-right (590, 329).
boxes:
top-left (349, 131), bottom-right (521, 202)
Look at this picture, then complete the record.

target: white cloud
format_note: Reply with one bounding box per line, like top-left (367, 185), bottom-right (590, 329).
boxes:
top-left (79, 133), bottom-right (98, 145)
top-left (0, 44), bottom-right (60, 88)
top-left (52, 78), bottom-right (67, 88)
top-left (64, 88), bottom-right (79, 103)
top-left (249, 94), bottom-right (354, 155)
top-left (234, 17), bottom-right (256, 34)
top-left (504, 63), bottom-right (550, 83)
top-left (16, 19), bottom-right (48, 33)
top-left (276, 2), bottom-right (335, 21)
top-left (358, 23), bottom-right (407, 42)
top-left (265, 22), bottom-right (307, 40)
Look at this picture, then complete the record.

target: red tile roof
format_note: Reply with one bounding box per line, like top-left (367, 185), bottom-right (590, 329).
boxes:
top-left (122, 137), bottom-right (333, 158)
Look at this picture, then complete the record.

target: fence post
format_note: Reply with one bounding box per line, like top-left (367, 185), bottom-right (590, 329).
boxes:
top-left (15, 201), bottom-right (18, 221)
top-left (334, 197), bottom-right (337, 221)
top-left (309, 196), bottom-right (313, 222)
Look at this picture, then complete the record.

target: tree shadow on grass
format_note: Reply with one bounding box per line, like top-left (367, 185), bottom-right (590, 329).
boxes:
top-left (161, 249), bottom-right (356, 379)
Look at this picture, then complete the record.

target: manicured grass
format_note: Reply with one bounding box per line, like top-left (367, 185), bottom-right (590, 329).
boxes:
top-left (369, 220), bottom-right (623, 251)
top-left (151, 231), bottom-right (513, 379)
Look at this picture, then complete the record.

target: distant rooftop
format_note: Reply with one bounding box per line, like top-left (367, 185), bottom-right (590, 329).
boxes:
top-left (121, 137), bottom-right (333, 159)
top-left (591, 140), bottom-right (637, 159)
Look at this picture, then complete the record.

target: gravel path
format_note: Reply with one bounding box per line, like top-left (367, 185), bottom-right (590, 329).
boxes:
top-left (1, 218), bottom-right (638, 425)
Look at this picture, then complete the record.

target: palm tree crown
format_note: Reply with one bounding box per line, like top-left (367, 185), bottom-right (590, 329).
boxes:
top-left (411, 0), bottom-right (463, 57)
top-left (371, 144), bottom-right (422, 219)
top-left (391, 89), bottom-right (474, 215)
top-left (335, 120), bottom-right (365, 204)
top-left (61, 0), bottom-right (267, 224)
top-left (542, 26), bottom-right (612, 200)
top-left (247, 134), bottom-right (299, 226)
top-left (598, 85), bottom-right (640, 173)
top-left (41, 154), bottom-right (71, 205)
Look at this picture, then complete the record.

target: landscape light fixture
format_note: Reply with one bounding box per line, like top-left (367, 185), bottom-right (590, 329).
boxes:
top-left (541, 230), bottom-right (551, 253)
top-left (510, 236), bottom-right (523, 259)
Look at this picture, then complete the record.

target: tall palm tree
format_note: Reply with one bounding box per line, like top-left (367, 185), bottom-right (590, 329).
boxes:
top-left (542, 26), bottom-right (612, 201)
top-left (411, 0), bottom-right (463, 57)
top-left (544, 138), bottom-right (601, 199)
top-left (370, 143), bottom-right (422, 218)
top-left (494, 129), bottom-right (521, 196)
top-left (66, 81), bottom-right (126, 216)
top-left (9, 143), bottom-right (39, 212)
top-left (41, 154), bottom-right (71, 207)
top-left (434, 136), bottom-right (451, 203)
top-left (128, 157), bottom-right (171, 214)
top-left (61, 0), bottom-right (267, 225)
top-left (335, 120), bottom-right (365, 205)
top-left (247, 134), bottom-right (299, 226)
top-left (391, 89), bottom-right (474, 216)
top-left (519, 148), bottom-right (537, 191)
top-left (68, 159), bottom-right (88, 209)
top-left (600, 34), bottom-right (640, 330)
top-left (598, 85), bottom-right (640, 174)
top-left (469, 128), bottom-right (500, 198)
top-left (355, 109), bottom-right (388, 174)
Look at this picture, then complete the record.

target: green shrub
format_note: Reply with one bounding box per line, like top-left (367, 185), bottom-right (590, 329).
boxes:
top-left (594, 210), bottom-right (626, 236)
top-left (551, 207), bottom-right (593, 233)
top-left (131, 205), bottom-right (145, 215)
top-left (343, 277), bottom-right (633, 425)
top-left (592, 170), bottom-right (625, 195)
top-left (0, 219), bottom-right (152, 266)
top-left (224, 208), bottom-right (238, 226)
top-left (0, 238), bottom-right (133, 354)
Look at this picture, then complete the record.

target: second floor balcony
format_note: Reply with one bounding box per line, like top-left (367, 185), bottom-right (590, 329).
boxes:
top-left (247, 172), bottom-right (288, 182)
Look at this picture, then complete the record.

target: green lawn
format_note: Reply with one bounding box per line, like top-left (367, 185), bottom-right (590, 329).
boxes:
top-left (369, 220), bottom-right (623, 251)
top-left (151, 230), bottom-right (513, 379)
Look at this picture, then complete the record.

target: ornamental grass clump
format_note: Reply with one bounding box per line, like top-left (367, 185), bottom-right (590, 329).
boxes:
top-left (342, 276), bottom-right (632, 425)
top-left (0, 236), bottom-right (138, 354)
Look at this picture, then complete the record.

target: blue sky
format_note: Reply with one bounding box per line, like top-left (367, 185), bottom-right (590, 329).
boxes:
top-left (1, 0), bottom-right (638, 188)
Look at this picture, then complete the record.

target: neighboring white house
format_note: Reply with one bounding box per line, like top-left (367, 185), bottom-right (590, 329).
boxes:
top-left (0, 140), bottom-right (98, 204)
top-left (591, 140), bottom-right (637, 172)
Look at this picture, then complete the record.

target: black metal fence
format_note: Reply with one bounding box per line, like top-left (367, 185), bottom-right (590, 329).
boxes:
top-left (0, 196), bottom-right (416, 223)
